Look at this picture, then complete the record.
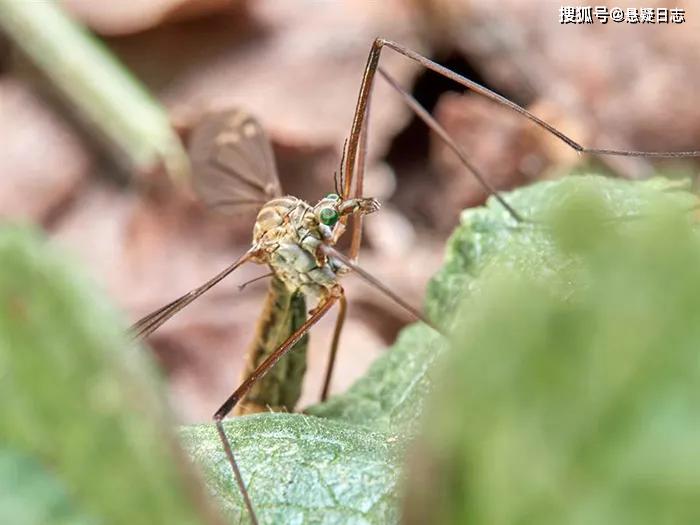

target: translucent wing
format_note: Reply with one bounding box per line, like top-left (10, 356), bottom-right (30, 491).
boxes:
top-left (189, 109), bottom-right (283, 213)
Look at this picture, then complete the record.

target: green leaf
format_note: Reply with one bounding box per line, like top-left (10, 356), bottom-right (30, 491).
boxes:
top-left (0, 448), bottom-right (94, 525)
top-left (182, 415), bottom-right (403, 524)
top-left (307, 324), bottom-right (445, 432)
top-left (0, 226), bottom-right (217, 524)
top-left (403, 176), bottom-right (700, 524)
top-left (427, 175), bottom-right (696, 326)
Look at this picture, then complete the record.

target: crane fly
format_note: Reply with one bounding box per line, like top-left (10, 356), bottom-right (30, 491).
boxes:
top-left (131, 38), bottom-right (700, 524)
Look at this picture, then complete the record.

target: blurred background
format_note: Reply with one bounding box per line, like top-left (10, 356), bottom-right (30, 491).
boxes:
top-left (1, 0), bottom-right (698, 423)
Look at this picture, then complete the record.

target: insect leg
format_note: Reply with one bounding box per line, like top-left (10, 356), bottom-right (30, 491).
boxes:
top-left (377, 66), bottom-right (524, 222)
top-left (348, 92), bottom-right (371, 261)
top-left (329, 92), bottom-right (368, 400)
top-left (343, 38), bottom-right (523, 258)
top-left (342, 39), bottom-right (381, 201)
top-left (320, 291), bottom-right (347, 402)
top-left (377, 38), bottom-right (700, 159)
top-left (345, 38), bottom-right (700, 245)
top-left (322, 244), bottom-right (442, 335)
top-left (212, 292), bottom-right (340, 525)
top-left (131, 249), bottom-right (256, 339)
top-left (237, 272), bottom-right (274, 292)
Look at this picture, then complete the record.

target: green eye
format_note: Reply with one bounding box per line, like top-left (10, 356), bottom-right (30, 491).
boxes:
top-left (319, 207), bottom-right (339, 226)
top-left (325, 193), bottom-right (341, 201)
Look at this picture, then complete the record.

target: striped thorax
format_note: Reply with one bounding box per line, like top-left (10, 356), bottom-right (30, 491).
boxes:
top-left (252, 193), bottom-right (380, 300)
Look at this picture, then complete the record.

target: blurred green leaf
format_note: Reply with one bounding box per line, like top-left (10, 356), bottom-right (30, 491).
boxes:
top-left (427, 175), bottom-right (696, 326)
top-left (0, 448), bottom-right (94, 525)
top-left (0, 226), bottom-right (218, 524)
top-left (404, 176), bottom-right (700, 524)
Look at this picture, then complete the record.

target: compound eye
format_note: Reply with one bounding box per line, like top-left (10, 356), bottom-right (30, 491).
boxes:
top-left (319, 207), bottom-right (339, 226)
top-left (325, 193), bottom-right (341, 201)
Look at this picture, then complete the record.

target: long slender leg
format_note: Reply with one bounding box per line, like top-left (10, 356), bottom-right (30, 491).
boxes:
top-left (342, 39), bottom-right (700, 233)
top-left (377, 67), bottom-right (524, 222)
top-left (378, 38), bottom-right (700, 159)
top-left (320, 292), bottom-right (347, 402)
top-left (212, 292), bottom-right (340, 525)
top-left (328, 69), bottom-right (370, 406)
top-left (349, 91), bottom-right (371, 260)
top-left (342, 38), bottom-right (524, 243)
top-left (322, 244), bottom-right (442, 334)
top-left (329, 86), bottom-right (370, 404)
top-left (342, 40), bottom-right (382, 200)
top-left (131, 249), bottom-right (256, 339)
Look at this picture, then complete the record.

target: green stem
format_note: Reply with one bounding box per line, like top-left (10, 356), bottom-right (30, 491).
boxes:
top-left (0, 0), bottom-right (189, 182)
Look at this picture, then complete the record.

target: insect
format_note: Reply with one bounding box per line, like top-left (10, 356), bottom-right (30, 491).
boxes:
top-left (132, 39), bottom-right (700, 524)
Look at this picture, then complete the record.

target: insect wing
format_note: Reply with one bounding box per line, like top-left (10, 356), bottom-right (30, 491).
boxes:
top-left (189, 109), bottom-right (283, 213)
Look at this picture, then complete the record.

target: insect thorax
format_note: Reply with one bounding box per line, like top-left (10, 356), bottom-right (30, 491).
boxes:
top-left (252, 196), bottom-right (339, 299)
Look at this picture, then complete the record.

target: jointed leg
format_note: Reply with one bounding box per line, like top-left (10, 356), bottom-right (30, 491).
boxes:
top-left (349, 90), bottom-right (371, 261)
top-left (321, 244), bottom-right (442, 335)
top-left (131, 249), bottom-right (256, 339)
top-left (378, 39), bottom-right (700, 159)
top-left (325, 95), bottom-right (365, 400)
top-left (342, 38), bottom-right (523, 262)
top-left (342, 38), bottom-right (700, 239)
top-left (377, 67), bottom-right (524, 222)
top-left (212, 292), bottom-right (340, 525)
top-left (342, 40), bottom-right (382, 200)
top-left (320, 292), bottom-right (347, 402)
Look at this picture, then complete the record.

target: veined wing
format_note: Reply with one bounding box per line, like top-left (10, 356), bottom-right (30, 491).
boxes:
top-left (189, 109), bottom-right (283, 213)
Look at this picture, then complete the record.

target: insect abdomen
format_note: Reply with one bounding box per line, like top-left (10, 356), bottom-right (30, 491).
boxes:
top-left (235, 275), bottom-right (308, 414)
